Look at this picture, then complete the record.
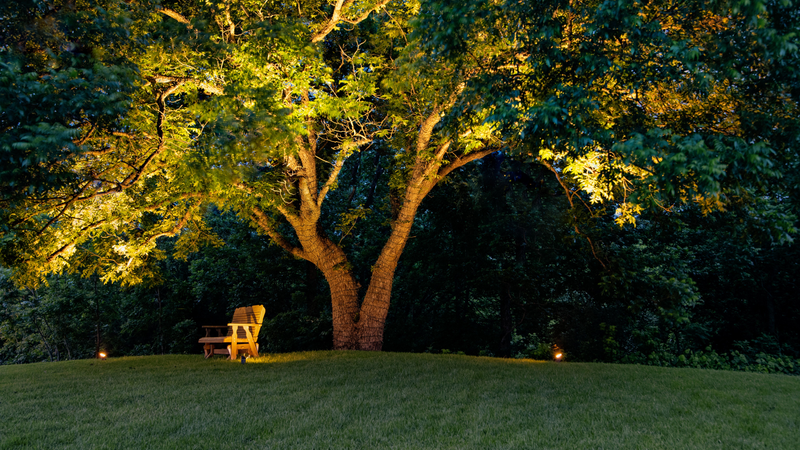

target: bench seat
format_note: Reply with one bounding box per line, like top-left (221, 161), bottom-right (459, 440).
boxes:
top-left (199, 306), bottom-right (265, 359)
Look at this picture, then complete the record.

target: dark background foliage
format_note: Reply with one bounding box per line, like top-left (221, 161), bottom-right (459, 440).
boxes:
top-left (3, 155), bottom-right (798, 374)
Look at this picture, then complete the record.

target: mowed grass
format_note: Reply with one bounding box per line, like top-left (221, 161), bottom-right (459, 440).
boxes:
top-left (1, 352), bottom-right (798, 449)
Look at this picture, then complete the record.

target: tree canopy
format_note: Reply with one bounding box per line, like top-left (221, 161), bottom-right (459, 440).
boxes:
top-left (1, 0), bottom-right (797, 350)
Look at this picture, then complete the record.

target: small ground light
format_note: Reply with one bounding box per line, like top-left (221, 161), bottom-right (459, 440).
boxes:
top-left (98, 352), bottom-right (107, 360)
top-left (554, 353), bottom-right (563, 361)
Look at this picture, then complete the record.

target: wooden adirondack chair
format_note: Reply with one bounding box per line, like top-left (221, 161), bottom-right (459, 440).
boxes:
top-left (198, 305), bottom-right (266, 359)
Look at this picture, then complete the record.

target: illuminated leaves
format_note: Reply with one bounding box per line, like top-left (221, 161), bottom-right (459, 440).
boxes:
top-left (415, 0), bottom-right (798, 230)
top-left (614, 202), bottom-right (643, 227)
top-left (173, 220), bottom-right (225, 261)
top-left (2, 0), bottom-right (797, 288)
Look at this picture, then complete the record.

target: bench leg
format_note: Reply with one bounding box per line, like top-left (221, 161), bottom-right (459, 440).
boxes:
top-left (247, 340), bottom-right (258, 358)
top-left (203, 344), bottom-right (213, 359)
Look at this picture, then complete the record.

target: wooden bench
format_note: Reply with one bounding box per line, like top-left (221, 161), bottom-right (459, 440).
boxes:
top-left (198, 305), bottom-right (266, 360)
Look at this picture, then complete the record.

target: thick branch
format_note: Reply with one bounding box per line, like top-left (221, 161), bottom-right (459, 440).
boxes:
top-left (411, 84), bottom-right (466, 179)
top-left (433, 140), bottom-right (452, 161)
top-left (437, 148), bottom-right (496, 180)
top-left (119, 82), bottom-right (183, 188)
top-left (37, 180), bottom-right (94, 235)
top-left (275, 203), bottom-right (301, 225)
top-left (310, 0), bottom-right (392, 43)
top-left (53, 83), bottom-right (184, 213)
top-left (158, 8), bottom-right (191, 25)
top-left (340, 0), bottom-right (392, 24)
top-left (223, 2), bottom-right (236, 39)
top-left (318, 158), bottom-right (346, 209)
top-left (416, 147), bottom-right (496, 200)
top-left (141, 207), bottom-right (193, 246)
top-left (311, 0), bottom-right (346, 43)
top-left (414, 106), bottom-right (447, 156)
top-left (318, 139), bottom-right (372, 208)
top-left (46, 219), bottom-right (107, 263)
top-left (295, 143), bottom-right (319, 208)
top-left (146, 74), bottom-right (224, 96)
top-left (281, 150), bottom-right (319, 215)
top-left (251, 207), bottom-right (307, 260)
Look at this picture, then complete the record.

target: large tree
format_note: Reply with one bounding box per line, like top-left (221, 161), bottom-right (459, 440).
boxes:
top-left (2, 0), bottom-right (500, 351)
top-left (1, 0), bottom-right (796, 351)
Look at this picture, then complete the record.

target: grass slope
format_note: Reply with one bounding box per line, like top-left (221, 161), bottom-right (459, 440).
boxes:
top-left (1, 351), bottom-right (798, 449)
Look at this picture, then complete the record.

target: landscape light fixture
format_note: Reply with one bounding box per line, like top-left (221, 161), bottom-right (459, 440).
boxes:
top-left (554, 353), bottom-right (563, 362)
top-left (98, 352), bottom-right (107, 360)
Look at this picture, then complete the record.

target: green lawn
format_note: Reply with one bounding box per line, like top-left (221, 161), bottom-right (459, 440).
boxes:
top-left (1, 351), bottom-right (798, 449)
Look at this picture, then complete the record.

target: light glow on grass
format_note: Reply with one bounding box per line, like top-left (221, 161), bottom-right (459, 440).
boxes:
top-left (244, 351), bottom-right (316, 364)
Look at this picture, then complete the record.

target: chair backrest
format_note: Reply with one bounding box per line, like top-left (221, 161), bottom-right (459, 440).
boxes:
top-left (226, 305), bottom-right (266, 340)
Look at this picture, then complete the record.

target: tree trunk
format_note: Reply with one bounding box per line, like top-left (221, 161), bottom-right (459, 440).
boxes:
top-left (356, 181), bottom-right (428, 350)
top-left (358, 270), bottom-right (393, 351)
top-left (294, 227), bottom-right (361, 350)
top-left (328, 270), bottom-right (360, 350)
top-left (299, 229), bottom-right (396, 351)
top-left (252, 89), bottom-right (493, 351)
top-left (283, 180), bottom-right (429, 351)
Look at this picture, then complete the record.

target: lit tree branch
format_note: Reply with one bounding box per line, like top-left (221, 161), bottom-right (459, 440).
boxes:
top-left (158, 8), bottom-right (191, 25)
top-left (140, 207), bottom-right (194, 247)
top-left (146, 74), bottom-right (224, 96)
top-left (318, 139), bottom-right (372, 208)
top-left (46, 219), bottom-right (108, 263)
top-left (311, 0), bottom-right (392, 43)
top-left (318, 157), bottom-right (346, 209)
top-left (436, 148), bottom-right (496, 180)
top-left (251, 207), bottom-right (307, 259)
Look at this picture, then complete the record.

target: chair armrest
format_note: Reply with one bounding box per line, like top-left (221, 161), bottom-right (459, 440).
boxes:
top-left (228, 322), bottom-right (259, 327)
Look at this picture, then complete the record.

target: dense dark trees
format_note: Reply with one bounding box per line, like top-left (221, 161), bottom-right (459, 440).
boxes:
top-left (3, 156), bottom-right (799, 373)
